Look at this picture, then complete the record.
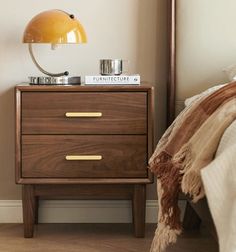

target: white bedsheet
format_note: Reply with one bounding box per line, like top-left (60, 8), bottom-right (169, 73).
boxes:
top-left (201, 120), bottom-right (236, 252)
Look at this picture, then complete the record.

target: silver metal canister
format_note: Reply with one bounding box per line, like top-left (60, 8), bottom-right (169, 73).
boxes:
top-left (100, 59), bottom-right (123, 75)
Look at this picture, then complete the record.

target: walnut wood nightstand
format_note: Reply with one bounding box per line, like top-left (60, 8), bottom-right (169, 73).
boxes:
top-left (15, 84), bottom-right (154, 238)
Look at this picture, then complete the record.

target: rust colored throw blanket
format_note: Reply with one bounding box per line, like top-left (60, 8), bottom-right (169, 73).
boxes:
top-left (149, 81), bottom-right (236, 252)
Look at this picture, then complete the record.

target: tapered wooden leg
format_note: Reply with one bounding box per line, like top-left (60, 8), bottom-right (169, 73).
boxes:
top-left (132, 184), bottom-right (146, 238)
top-left (183, 201), bottom-right (201, 230)
top-left (22, 185), bottom-right (35, 238)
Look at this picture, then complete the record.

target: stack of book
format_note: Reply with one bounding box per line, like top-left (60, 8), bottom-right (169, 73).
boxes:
top-left (84, 75), bottom-right (140, 85)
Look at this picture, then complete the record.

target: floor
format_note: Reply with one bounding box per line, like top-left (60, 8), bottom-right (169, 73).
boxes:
top-left (0, 224), bottom-right (218, 252)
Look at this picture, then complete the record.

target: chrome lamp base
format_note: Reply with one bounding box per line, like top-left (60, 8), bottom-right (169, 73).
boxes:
top-left (29, 76), bottom-right (81, 85)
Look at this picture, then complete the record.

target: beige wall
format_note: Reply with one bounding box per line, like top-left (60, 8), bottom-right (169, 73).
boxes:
top-left (176, 0), bottom-right (236, 103)
top-left (0, 0), bottom-right (168, 200)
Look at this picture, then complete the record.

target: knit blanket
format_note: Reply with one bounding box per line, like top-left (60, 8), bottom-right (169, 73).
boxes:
top-left (149, 81), bottom-right (236, 252)
top-left (201, 120), bottom-right (236, 252)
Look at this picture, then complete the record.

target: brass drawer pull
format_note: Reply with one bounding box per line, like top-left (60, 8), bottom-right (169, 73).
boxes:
top-left (65, 112), bottom-right (102, 118)
top-left (65, 155), bottom-right (102, 161)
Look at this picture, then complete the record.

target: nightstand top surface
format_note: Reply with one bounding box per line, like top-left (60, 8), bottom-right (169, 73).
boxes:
top-left (16, 82), bottom-right (153, 92)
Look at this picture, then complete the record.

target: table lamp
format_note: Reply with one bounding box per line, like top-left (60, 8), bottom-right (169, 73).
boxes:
top-left (23, 9), bottom-right (87, 85)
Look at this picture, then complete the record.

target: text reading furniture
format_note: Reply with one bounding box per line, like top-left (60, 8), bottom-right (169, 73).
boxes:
top-left (15, 84), bottom-right (154, 238)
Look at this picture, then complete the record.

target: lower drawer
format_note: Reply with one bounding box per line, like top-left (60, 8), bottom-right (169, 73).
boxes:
top-left (22, 135), bottom-right (147, 178)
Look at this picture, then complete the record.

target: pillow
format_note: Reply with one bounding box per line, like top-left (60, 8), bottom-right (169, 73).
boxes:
top-left (184, 83), bottom-right (227, 107)
top-left (223, 64), bottom-right (236, 81)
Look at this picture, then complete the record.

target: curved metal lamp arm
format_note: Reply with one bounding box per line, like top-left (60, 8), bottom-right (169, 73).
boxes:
top-left (28, 43), bottom-right (69, 77)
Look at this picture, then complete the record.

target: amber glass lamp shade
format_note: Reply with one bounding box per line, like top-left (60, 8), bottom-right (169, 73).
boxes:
top-left (23, 9), bottom-right (87, 84)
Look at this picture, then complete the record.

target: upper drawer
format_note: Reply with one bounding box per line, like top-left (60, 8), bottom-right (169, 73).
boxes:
top-left (21, 92), bottom-right (147, 134)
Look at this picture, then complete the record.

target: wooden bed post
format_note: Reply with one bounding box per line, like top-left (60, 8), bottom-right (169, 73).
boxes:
top-left (167, 0), bottom-right (176, 126)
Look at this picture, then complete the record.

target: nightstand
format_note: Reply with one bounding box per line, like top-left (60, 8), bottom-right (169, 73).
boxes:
top-left (15, 84), bottom-right (154, 238)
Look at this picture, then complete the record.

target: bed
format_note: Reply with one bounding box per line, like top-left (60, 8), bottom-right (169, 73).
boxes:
top-left (149, 0), bottom-right (236, 251)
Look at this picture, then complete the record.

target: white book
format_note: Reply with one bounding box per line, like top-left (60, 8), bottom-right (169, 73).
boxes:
top-left (84, 75), bottom-right (140, 85)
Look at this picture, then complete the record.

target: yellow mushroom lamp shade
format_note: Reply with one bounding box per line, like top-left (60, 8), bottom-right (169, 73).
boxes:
top-left (23, 9), bottom-right (87, 85)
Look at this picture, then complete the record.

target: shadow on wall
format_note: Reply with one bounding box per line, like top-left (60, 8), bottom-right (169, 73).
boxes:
top-left (136, 0), bottom-right (168, 200)
top-left (0, 87), bottom-right (21, 199)
top-left (0, 11), bottom-right (28, 200)
top-left (136, 0), bottom-right (168, 143)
